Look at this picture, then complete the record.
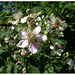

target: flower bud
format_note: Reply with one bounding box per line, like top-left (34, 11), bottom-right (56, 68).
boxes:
top-left (22, 67), bottom-right (26, 73)
top-left (16, 61), bottom-right (21, 65)
top-left (26, 9), bottom-right (31, 14)
top-left (5, 36), bottom-right (9, 43)
top-left (21, 49), bottom-right (27, 56)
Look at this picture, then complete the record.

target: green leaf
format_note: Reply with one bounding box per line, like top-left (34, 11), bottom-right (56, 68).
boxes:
top-left (0, 67), bottom-right (6, 73)
top-left (0, 66), bottom-right (3, 72)
top-left (44, 63), bottom-right (54, 73)
top-left (54, 64), bottom-right (62, 72)
top-left (0, 28), bottom-right (13, 38)
top-left (14, 64), bottom-right (18, 73)
top-left (44, 7), bottom-right (51, 13)
top-left (7, 60), bottom-right (13, 73)
top-left (27, 63), bottom-right (40, 73)
top-left (51, 38), bottom-right (65, 45)
top-left (32, 6), bottom-right (42, 13)
top-left (0, 49), bottom-right (5, 54)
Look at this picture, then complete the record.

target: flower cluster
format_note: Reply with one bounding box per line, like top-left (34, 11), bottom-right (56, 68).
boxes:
top-left (50, 43), bottom-right (64, 56)
top-left (8, 10), bottom-right (72, 72)
top-left (46, 14), bottom-right (67, 37)
top-left (9, 10), bottom-right (67, 56)
top-left (9, 10), bottom-right (47, 54)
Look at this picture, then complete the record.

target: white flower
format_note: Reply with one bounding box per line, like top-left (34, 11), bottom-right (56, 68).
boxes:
top-left (12, 10), bottom-right (22, 20)
top-left (13, 55), bottom-right (16, 59)
top-left (11, 26), bottom-right (15, 30)
top-left (46, 14), bottom-right (67, 37)
top-left (50, 46), bottom-right (54, 49)
top-left (9, 10), bottom-right (22, 25)
top-left (22, 67), bottom-right (26, 73)
top-left (42, 15), bottom-right (44, 19)
top-left (50, 43), bottom-right (64, 56)
top-left (66, 59), bottom-right (75, 71)
top-left (5, 36), bottom-right (9, 43)
top-left (37, 17), bottom-right (41, 21)
top-left (10, 19), bottom-right (19, 25)
top-left (36, 22), bottom-right (39, 26)
top-left (17, 26), bottom-right (47, 54)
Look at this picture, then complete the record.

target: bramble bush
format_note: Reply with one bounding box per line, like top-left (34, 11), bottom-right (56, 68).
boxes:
top-left (0, 2), bottom-right (75, 73)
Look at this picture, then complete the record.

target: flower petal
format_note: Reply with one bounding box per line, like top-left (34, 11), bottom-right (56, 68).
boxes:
top-left (50, 46), bottom-right (54, 50)
top-left (57, 49), bottom-right (63, 53)
top-left (17, 40), bottom-right (28, 48)
top-left (29, 42), bottom-right (38, 54)
top-left (10, 19), bottom-right (19, 25)
top-left (50, 14), bottom-right (56, 22)
top-left (36, 34), bottom-right (47, 41)
top-left (56, 49), bottom-right (63, 56)
top-left (37, 17), bottom-right (41, 21)
top-left (56, 52), bottom-right (61, 56)
top-left (18, 31), bottom-right (28, 39)
top-left (66, 59), bottom-right (73, 65)
top-left (20, 16), bottom-right (27, 23)
top-left (33, 26), bottom-right (41, 35)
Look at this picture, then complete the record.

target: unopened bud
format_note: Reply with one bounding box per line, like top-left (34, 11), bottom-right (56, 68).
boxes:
top-left (21, 49), bottom-right (27, 56)
top-left (26, 9), bottom-right (31, 14)
top-left (16, 61), bottom-right (21, 65)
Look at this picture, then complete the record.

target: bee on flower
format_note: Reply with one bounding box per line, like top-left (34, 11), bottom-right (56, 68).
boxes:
top-left (46, 14), bottom-right (67, 37)
top-left (17, 26), bottom-right (47, 54)
top-left (50, 43), bottom-right (64, 56)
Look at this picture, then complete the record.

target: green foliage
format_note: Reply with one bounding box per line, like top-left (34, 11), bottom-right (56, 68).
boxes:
top-left (44, 63), bottom-right (54, 73)
top-left (27, 63), bottom-right (40, 73)
top-left (6, 60), bottom-right (14, 73)
top-left (32, 6), bottom-right (42, 13)
top-left (0, 49), bottom-right (5, 54)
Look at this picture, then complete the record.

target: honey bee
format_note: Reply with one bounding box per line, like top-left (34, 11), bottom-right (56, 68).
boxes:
top-left (52, 19), bottom-right (59, 29)
top-left (27, 17), bottom-right (35, 25)
top-left (0, 23), bottom-right (12, 26)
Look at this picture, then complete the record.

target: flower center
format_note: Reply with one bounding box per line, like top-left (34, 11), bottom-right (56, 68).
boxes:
top-left (27, 32), bottom-right (34, 39)
top-left (52, 19), bottom-right (59, 29)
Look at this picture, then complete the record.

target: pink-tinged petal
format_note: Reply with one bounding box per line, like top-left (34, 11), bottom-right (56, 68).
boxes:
top-left (36, 34), bottom-right (47, 41)
top-left (21, 49), bottom-right (27, 56)
top-left (16, 61), bottom-right (21, 65)
top-left (18, 31), bottom-right (28, 39)
top-left (29, 42), bottom-right (38, 54)
top-left (17, 40), bottom-right (28, 48)
top-left (33, 26), bottom-right (41, 35)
